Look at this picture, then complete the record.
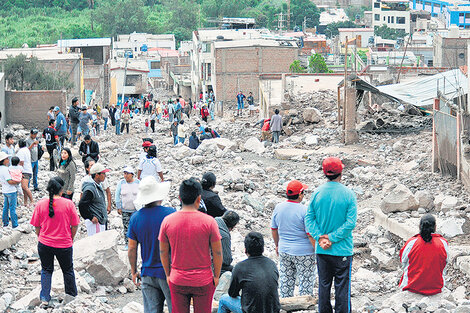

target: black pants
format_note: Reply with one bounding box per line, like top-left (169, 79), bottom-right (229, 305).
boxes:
top-left (150, 120), bottom-right (155, 132)
top-left (317, 254), bottom-right (352, 313)
top-left (121, 123), bottom-right (129, 134)
top-left (46, 145), bottom-right (56, 171)
top-left (38, 242), bottom-right (77, 301)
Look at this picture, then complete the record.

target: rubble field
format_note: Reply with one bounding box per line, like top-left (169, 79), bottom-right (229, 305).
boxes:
top-left (1, 89), bottom-right (469, 313)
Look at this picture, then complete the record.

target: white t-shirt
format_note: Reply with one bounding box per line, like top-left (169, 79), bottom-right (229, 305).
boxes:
top-left (138, 157), bottom-right (162, 182)
top-left (101, 108), bottom-right (109, 119)
top-left (16, 147), bottom-right (32, 174)
top-left (0, 165), bottom-right (17, 194)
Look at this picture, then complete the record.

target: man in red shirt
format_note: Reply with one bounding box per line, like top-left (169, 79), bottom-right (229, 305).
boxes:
top-left (159, 178), bottom-right (223, 313)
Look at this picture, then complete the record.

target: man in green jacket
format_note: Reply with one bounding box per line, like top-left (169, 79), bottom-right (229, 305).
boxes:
top-left (305, 157), bottom-right (357, 313)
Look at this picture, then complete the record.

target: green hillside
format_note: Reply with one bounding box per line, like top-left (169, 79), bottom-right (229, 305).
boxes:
top-left (0, 0), bottom-right (320, 48)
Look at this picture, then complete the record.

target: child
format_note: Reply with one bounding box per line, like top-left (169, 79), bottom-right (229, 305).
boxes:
top-left (145, 119), bottom-right (149, 133)
top-left (9, 156), bottom-right (23, 198)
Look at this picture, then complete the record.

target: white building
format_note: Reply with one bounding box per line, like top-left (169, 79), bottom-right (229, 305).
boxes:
top-left (372, 0), bottom-right (411, 33)
top-left (338, 28), bottom-right (374, 47)
top-left (109, 59), bottom-right (149, 102)
top-left (113, 33), bottom-right (176, 57)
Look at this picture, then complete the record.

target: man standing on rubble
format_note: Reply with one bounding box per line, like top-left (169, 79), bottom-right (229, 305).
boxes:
top-left (270, 109), bottom-right (282, 143)
top-left (236, 91), bottom-right (246, 117)
top-left (305, 157), bottom-right (357, 313)
top-left (69, 98), bottom-right (80, 145)
top-left (128, 177), bottom-right (175, 313)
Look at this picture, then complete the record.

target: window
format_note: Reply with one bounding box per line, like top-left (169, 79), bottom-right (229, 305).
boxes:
top-left (466, 13), bottom-right (470, 18)
top-left (388, 16), bottom-right (390, 22)
top-left (375, 14), bottom-right (380, 20)
top-left (202, 43), bottom-right (211, 53)
top-left (460, 13), bottom-right (464, 17)
top-left (151, 61), bottom-right (160, 69)
top-left (397, 17), bottom-right (406, 24)
top-left (125, 74), bottom-right (140, 86)
top-left (391, 16), bottom-right (394, 23)
top-left (374, 2), bottom-right (380, 8)
top-left (427, 60), bottom-right (433, 66)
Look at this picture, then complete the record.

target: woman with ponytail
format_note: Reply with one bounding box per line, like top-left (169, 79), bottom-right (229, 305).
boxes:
top-left (57, 148), bottom-right (76, 200)
top-left (30, 176), bottom-right (80, 305)
top-left (399, 214), bottom-right (448, 295)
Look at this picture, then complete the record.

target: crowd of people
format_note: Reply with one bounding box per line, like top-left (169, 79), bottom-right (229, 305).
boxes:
top-left (0, 92), bottom-right (450, 313)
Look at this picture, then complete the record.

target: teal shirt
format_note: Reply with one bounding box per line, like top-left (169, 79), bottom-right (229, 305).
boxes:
top-left (305, 181), bottom-right (357, 256)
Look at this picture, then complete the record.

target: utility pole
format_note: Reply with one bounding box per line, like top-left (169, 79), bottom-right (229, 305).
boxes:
top-left (277, 12), bottom-right (286, 34)
top-left (287, 0), bottom-right (291, 30)
top-left (303, 16), bottom-right (307, 31)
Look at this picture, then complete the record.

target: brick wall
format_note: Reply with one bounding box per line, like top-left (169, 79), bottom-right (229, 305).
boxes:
top-left (5, 90), bottom-right (67, 129)
top-left (214, 45), bottom-right (298, 103)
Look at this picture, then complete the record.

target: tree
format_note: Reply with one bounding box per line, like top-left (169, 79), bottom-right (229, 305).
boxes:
top-left (162, 0), bottom-right (200, 42)
top-left (374, 25), bottom-right (407, 40)
top-left (3, 54), bottom-right (73, 90)
top-left (289, 0), bottom-right (320, 29)
top-left (289, 60), bottom-right (306, 73)
top-left (94, 0), bottom-right (148, 37)
top-left (345, 5), bottom-right (371, 21)
top-left (308, 53), bottom-right (331, 73)
top-left (325, 21), bottom-right (360, 38)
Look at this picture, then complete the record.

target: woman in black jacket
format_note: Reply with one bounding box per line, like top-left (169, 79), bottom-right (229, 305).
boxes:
top-left (201, 172), bottom-right (227, 217)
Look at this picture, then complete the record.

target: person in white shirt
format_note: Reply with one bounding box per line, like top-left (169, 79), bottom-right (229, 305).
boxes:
top-left (101, 106), bottom-right (110, 131)
top-left (137, 146), bottom-right (163, 182)
top-left (0, 152), bottom-right (20, 228)
top-left (16, 139), bottom-right (33, 206)
top-left (115, 166), bottom-right (140, 247)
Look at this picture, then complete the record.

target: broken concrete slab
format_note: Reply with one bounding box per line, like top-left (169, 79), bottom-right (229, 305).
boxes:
top-left (274, 148), bottom-right (314, 160)
top-left (73, 230), bottom-right (130, 286)
top-left (438, 218), bottom-right (465, 238)
top-left (10, 286), bottom-right (41, 311)
top-left (373, 208), bottom-right (417, 241)
top-left (0, 230), bottom-right (22, 251)
top-left (380, 184), bottom-right (419, 213)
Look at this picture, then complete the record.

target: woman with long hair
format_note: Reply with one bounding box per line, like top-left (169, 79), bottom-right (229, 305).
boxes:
top-left (137, 145), bottom-right (164, 182)
top-left (30, 177), bottom-right (80, 305)
top-left (399, 214), bottom-right (448, 295)
top-left (57, 148), bottom-right (76, 200)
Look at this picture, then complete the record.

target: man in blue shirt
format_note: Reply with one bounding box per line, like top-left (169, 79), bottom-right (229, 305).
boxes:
top-left (127, 176), bottom-right (175, 313)
top-left (236, 91), bottom-right (245, 117)
top-left (305, 157), bottom-right (357, 313)
top-left (53, 106), bottom-right (68, 147)
top-left (271, 180), bottom-right (316, 298)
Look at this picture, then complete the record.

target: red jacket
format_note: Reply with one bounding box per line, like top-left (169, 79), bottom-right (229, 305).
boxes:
top-left (399, 234), bottom-right (448, 295)
top-left (262, 119), bottom-right (271, 131)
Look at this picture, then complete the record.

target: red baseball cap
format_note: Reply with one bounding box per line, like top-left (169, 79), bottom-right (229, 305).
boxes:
top-left (286, 180), bottom-right (308, 196)
top-left (142, 141), bottom-right (152, 148)
top-left (322, 157), bottom-right (344, 175)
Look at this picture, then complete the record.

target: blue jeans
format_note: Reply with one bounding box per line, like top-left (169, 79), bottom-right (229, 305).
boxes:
top-left (173, 135), bottom-right (178, 145)
top-left (272, 131), bottom-right (280, 143)
top-left (38, 242), bottom-right (77, 302)
top-left (141, 276), bottom-right (172, 313)
top-left (103, 118), bottom-right (108, 130)
top-left (2, 192), bottom-right (18, 227)
top-left (178, 137), bottom-right (185, 144)
top-left (30, 160), bottom-right (38, 189)
top-left (218, 295), bottom-right (242, 313)
top-left (115, 120), bottom-right (121, 135)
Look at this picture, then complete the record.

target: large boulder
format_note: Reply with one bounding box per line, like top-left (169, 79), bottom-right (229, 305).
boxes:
top-left (303, 108), bottom-right (322, 123)
top-left (243, 137), bottom-right (265, 154)
top-left (73, 230), bottom-right (130, 286)
top-left (438, 218), bottom-right (465, 238)
top-left (414, 190), bottom-right (434, 210)
top-left (171, 145), bottom-right (194, 160)
top-left (380, 184), bottom-right (419, 213)
top-left (211, 138), bottom-right (237, 151)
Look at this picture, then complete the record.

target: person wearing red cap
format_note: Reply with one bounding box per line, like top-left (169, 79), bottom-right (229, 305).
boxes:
top-left (305, 157), bottom-right (357, 313)
top-left (271, 180), bottom-right (316, 298)
top-left (139, 141), bottom-right (153, 164)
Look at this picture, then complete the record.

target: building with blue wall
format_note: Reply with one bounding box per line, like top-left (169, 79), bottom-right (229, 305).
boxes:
top-left (410, 0), bottom-right (470, 27)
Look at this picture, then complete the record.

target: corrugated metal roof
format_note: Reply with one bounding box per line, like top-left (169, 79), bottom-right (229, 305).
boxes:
top-left (377, 69), bottom-right (468, 107)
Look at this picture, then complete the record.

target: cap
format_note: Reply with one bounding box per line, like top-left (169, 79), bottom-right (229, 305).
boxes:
top-left (142, 141), bottom-right (152, 148)
top-left (0, 152), bottom-right (9, 162)
top-left (202, 172), bottom-right (216, 187)
top-left (89, 163), bottom-right (110, 175)
top-left (142, 138), bottom-right (153, 143)
top-left (123, 166), bottom-right (135, 174)
top-left (53, 106), bottom-right (60, 112)
top-left (286, 180), bottom-right (308, 196)
top-left (322, 157), bottom-right (344, 176)
top-left (30, 128), bottom-right (38, 134)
